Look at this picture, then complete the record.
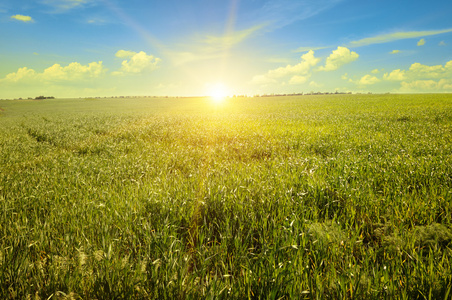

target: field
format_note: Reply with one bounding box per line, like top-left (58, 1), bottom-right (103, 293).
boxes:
top-left (0, 94), bottom-right (451, 299)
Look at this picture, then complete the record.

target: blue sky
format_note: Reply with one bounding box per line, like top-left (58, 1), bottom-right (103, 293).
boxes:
top-left (1, 0), bottom-right (452, 98)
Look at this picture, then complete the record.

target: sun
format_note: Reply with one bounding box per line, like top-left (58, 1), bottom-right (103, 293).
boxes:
top-left (208, 83), bottom-right (230, 103)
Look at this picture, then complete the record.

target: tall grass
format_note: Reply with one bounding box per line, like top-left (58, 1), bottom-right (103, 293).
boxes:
top-left (0, 94), bottom-right (451, 299)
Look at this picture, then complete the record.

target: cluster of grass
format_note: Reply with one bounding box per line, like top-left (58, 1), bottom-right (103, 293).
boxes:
top-left (0, 94), bottom-right (451, 299)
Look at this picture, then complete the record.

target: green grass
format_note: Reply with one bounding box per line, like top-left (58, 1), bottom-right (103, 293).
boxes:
top-left (0, 94), bottom-right (451, 299)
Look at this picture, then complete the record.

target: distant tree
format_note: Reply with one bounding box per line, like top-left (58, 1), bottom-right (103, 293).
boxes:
top-left (35, 96), bottom-right (55, 100)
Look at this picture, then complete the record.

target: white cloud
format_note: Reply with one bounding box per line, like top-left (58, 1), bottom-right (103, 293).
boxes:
top-left (400, 79), bottom-right (452, 92)
top-left (439, 41), bottom-right (446, 46)
top-left (265, 57), bottom-right (291, 64)
top-left (318, 47), bottom-right (359, 71)
top-left (348, 28), bottom-right (452, 47)
top-left (170, 24), bottom-right (267, 66)
top-left (251, 50), bottom-right (320, 85)
top-left (417, 38), bottom-right (425, 46)
top-left (409, 62), bottom-right (448, 78)
top-left (3, 67), bottom-right (37, 83)
top-left (41, 0), bottom-right (88, 12)
top-left (0, 61), bottom-right (106, 84)
top-left (383, 69), bottom-right (406, 81)
top-left (380, 60), bottom-right (452, 92)
top-left (390, 50), bottom-right (400, 54)
top-left (269, 51), bottom-right (319, 77)
top-left (383, 60), bottom-right (452, 83)
top-left (358, 74), bottom-right (380, 85)
top-left (294, 46), bottom-right (330, 53)
top-left (401, 80), bottom-right (437, 90)
top-left (371, 69), bottom-right (380, 74)
top-left (11, 15), bottom-right (34, 22)
top-left (86, 17), bottom-right (107, 25)
top-left (113, 51), bottom-right (161, 75)
top-left (203, 24), bottom-right (266, 48)
top-left (115, 50), bottom-right (137, 58)
top-left (289, 75), bottom-right (308, 85)
top-left (41, 61), bottom-right (105, 81)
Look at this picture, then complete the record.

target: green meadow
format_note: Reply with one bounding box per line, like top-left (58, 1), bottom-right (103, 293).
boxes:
top-left (0, 94), bottom-right (451, 299)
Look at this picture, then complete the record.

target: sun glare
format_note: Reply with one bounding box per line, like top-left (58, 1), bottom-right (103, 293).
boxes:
top-left (208, 83), bottom-right (229, 103)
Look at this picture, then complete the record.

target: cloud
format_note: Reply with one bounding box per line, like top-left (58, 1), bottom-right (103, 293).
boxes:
top-left (267, 50), bottom-right (320, 77)
top-left (371, 69), bottom-right (380, 74)
top-left (41, 61), bottom-right (105, 81)
top-left (383, 69), bottom-right (406, 81)
top-left (203, 24), bottom-right (266, 49)
top-left (86, 17), bottom-right (108, 25)
top-left (400, 79), bottom-right (452, 92)
top-left (318, 47), bottom-right (359, 71)
top-left (390, 50), bottom-right (400, 54)
top-left (348, 28), bottom-right (452, 47)
top-left (0, 61), bottom-right (106, 84)
top-left (383, 60), bottom-right (452, 92)
top-left (289, 75), bottom-right (308, 85)
top-left (294, 46), bottom-right (330, 53)
top-left (265, 57), bottom-right (291, 64)
top-left (115, 50), bottom-right (137, 58)
top-left (113, 51), bottom-right (161, 75)
top-left (408, 62), bottom-right (451, 78)
top-left (11, 15), bottom-right (34, 22)
top-left (251, 50), bottom-right (320, 85)
top-left (417, 38), bottom-right (425, 46)
top-left (169, 24), bottom-right (266, 66)
top-left (439, 41), bottom-right (446, 46)
top-left (384, 61), bottom-right (452, 82)
top-left (2, 67), bottom-right (37, 83)
top-left (358, 74), bottom-right (380, 85)
top-left (40, 0), bottom-right (89, 12)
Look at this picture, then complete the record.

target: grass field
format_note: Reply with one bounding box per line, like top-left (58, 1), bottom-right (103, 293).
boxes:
top-left (1, 94), bottom-right (451, 299)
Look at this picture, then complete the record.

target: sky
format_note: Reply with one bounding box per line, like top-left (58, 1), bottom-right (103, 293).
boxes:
top-left (1, 0), bottom-right (452, 98)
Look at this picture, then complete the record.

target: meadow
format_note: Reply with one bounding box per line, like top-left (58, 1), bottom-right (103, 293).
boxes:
top-left (0, 94), bottom-right (451, 299)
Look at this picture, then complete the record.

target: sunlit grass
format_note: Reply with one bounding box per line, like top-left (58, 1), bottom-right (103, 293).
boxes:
top-left (0, 94), bottom-right (451, 298)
